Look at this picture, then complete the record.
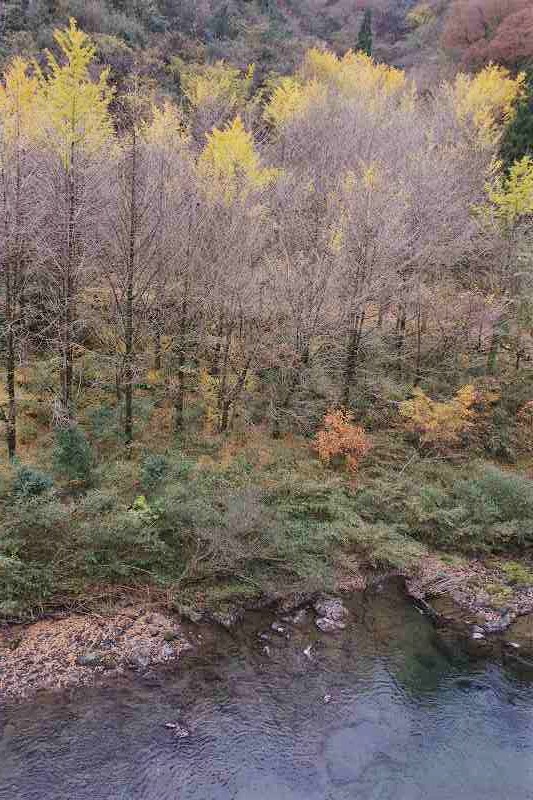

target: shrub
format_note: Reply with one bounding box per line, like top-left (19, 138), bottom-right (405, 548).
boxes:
top-left (141, 454), bottom-right (169, 491)
top-left (399, 385), bottom-right (477, 450)
top-left (314, 408), bottom-right (372, 473)
top-left (53, 425), bottom-right (94, 483)
top-left (13, 466), bottom-right (53, 498)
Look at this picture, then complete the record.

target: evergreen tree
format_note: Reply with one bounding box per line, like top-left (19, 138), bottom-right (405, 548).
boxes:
top-left (501, 67), bottom-right (533, 169)
top-left (357, 8), bottom-right (373, 57)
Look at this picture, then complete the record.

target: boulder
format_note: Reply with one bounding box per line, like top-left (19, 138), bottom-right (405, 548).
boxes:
top-left (316, 617), bottom-right (346, 633)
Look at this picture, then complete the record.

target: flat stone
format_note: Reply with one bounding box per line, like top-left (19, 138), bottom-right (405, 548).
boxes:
top-left (76, 652), bottom-right (102, 668)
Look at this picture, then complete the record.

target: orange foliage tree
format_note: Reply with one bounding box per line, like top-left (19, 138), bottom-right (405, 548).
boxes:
top-left (314, 408), bottom-right (372, 473)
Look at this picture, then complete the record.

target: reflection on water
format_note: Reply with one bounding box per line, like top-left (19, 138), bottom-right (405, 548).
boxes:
top-left (2, 581), bottom-right (533, 800)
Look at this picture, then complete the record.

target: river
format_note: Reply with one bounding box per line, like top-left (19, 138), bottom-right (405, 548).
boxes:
top-left (1, 581), bottom-right (533, 799)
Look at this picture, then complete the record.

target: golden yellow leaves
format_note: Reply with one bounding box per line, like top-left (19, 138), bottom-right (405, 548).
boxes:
top-left (37, 18), bottom-right (114, 167)
top-left (142, 100), bottom-right (188, 148)
top-left (400, 385), bottom-right (478, 449)
top-left (198, 116), bottom-right (279, 201)
top-left (451, 65), bottom-right (525, 147)
top-left (0, 58), bottom-right (39, 146)
top-left (263, 77), bottom-right (325, 127)
top-left (180, 60), bottom-right (254, 113)
top-left (488, 156), bottom-right (533, 225)
top-left (264, 47), bottom-right (410, 128)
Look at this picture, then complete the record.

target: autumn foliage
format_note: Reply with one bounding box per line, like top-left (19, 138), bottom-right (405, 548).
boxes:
top-left (399, 385), bottom-right (479, 450)
top-left (443, 0), bottom-right (533, 68)
top-left (314, 409), bottom-right (372, 473)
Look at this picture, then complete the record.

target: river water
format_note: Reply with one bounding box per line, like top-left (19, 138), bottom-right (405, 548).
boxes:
top-left (1, 581), bottom-right (533, 800)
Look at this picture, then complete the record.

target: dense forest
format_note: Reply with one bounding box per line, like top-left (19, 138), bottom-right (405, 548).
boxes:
top-left (0, 1), bottom-right (533, 620)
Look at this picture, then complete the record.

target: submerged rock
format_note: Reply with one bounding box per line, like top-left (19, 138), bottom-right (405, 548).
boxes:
top-left (165, 722), bottom-right (190, 738)
top-left (483, 613), bottom-right (513, 635)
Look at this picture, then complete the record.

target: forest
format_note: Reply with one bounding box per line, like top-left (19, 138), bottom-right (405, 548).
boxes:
top-left (0, 1), bottom-right (533, 620)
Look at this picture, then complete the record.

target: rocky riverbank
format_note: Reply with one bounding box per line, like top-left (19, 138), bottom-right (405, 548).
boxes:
top-left (0, 605), bottom-right (192, 702)
top-left (2, 555), bottom-right (533, 703)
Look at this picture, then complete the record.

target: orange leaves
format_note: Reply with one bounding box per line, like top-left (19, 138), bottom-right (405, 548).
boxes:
top-left (314, 408), bottom-right (372, 473)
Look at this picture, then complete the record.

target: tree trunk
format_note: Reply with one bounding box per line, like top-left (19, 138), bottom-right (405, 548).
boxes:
top-left (125, 131), bottom-right (138, 447)
top-left (342, 312), bottom-right (364, 408)
top-left (62, 143), bottom-right (76, 411)
top-left (5, 257), bottom-right (16, 459)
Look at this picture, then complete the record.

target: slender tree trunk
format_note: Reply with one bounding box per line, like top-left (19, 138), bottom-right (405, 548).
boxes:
top-left (342, 311), bottom-right (365, 408)
top-left (5, 257), bottom-right (16, 459)
top-left (414, 301), bottom-right (422, 386)
top-left (125, 131), bottom-right (138, 447)
top-left (62, 143), bottom-right (76, 411)
top-left (154, 330), bottom-right (162, 371)
top-left (174, 276), bottom-right (190, 433)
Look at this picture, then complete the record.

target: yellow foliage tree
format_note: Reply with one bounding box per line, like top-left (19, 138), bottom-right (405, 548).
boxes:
top-left (0, 57), bottom-right (39, 145)
top-left (451, 65), bottom-right (525, 147)
top-left (314, 408), bottom-right (372, 473)
top-left (36, 18), bottom-right (114, 166)
top-left (180, 60), bottom-right (254, 112)
top-left (198, 115), bottom-right (278, 199)
top-left (399, 385), bottom-right (478, 449)
top-left (264, 49), bottom-right (409, 127)
top-left (141, 100), bottom-right (188, 147)
top-left (263, 77), bottom-right (325, 127)
top-left (488, 156), bottom-right (533, 226)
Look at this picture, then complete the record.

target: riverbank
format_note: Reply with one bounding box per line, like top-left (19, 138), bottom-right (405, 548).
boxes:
top-left (3, 557), bottom-right (533, 703)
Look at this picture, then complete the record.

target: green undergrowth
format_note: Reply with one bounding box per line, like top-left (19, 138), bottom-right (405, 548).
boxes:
top-left (1, 434), bottom-right (533, 620)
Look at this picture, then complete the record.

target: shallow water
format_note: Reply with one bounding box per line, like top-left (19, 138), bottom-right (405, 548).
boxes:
top-left (2, 582), bottom-right (533, 800)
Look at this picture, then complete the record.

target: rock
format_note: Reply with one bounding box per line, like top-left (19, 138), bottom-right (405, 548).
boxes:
top-left (316, 617), bottom-right (346, 633)
top-left (161, 643), bottom-right (175, 660)
top-left (303, 644), bottom-right (314, 659)
top-left (282, 608), bottom-right (308, 625)
top-left (471, 626), bottom-right (485, 640)
top-left (483, 612), bottom-right (513, 635)
top-left (178, 607), bottom-right (203, 624)
top-left (262, 645), bottom-right (271, 657)
top-left (127, 646), bottom-right (152, 670)
top-left (314, 598), bottom-right (348, 623)
top-left (146, 613), bottom-right (168, 629)
top-left (76, 652), bottom-right (102, 668)
top-left (271, 622), bottom-right (287, 636)
top-left (165, 722), bottom-right (189, 738)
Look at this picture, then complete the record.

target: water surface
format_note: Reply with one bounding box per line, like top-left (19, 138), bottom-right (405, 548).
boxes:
top-left (2, 582), bottom-right (533, 800)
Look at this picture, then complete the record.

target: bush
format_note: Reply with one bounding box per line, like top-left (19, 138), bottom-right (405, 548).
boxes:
top-left (53, 425), bottom-right (94, 483)
top-left (13, 466), bottom-right (53, 498)
top-left (314, 408), bottom-right (372, 473)
top-left (141, 454), bottom-right (169, 491)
